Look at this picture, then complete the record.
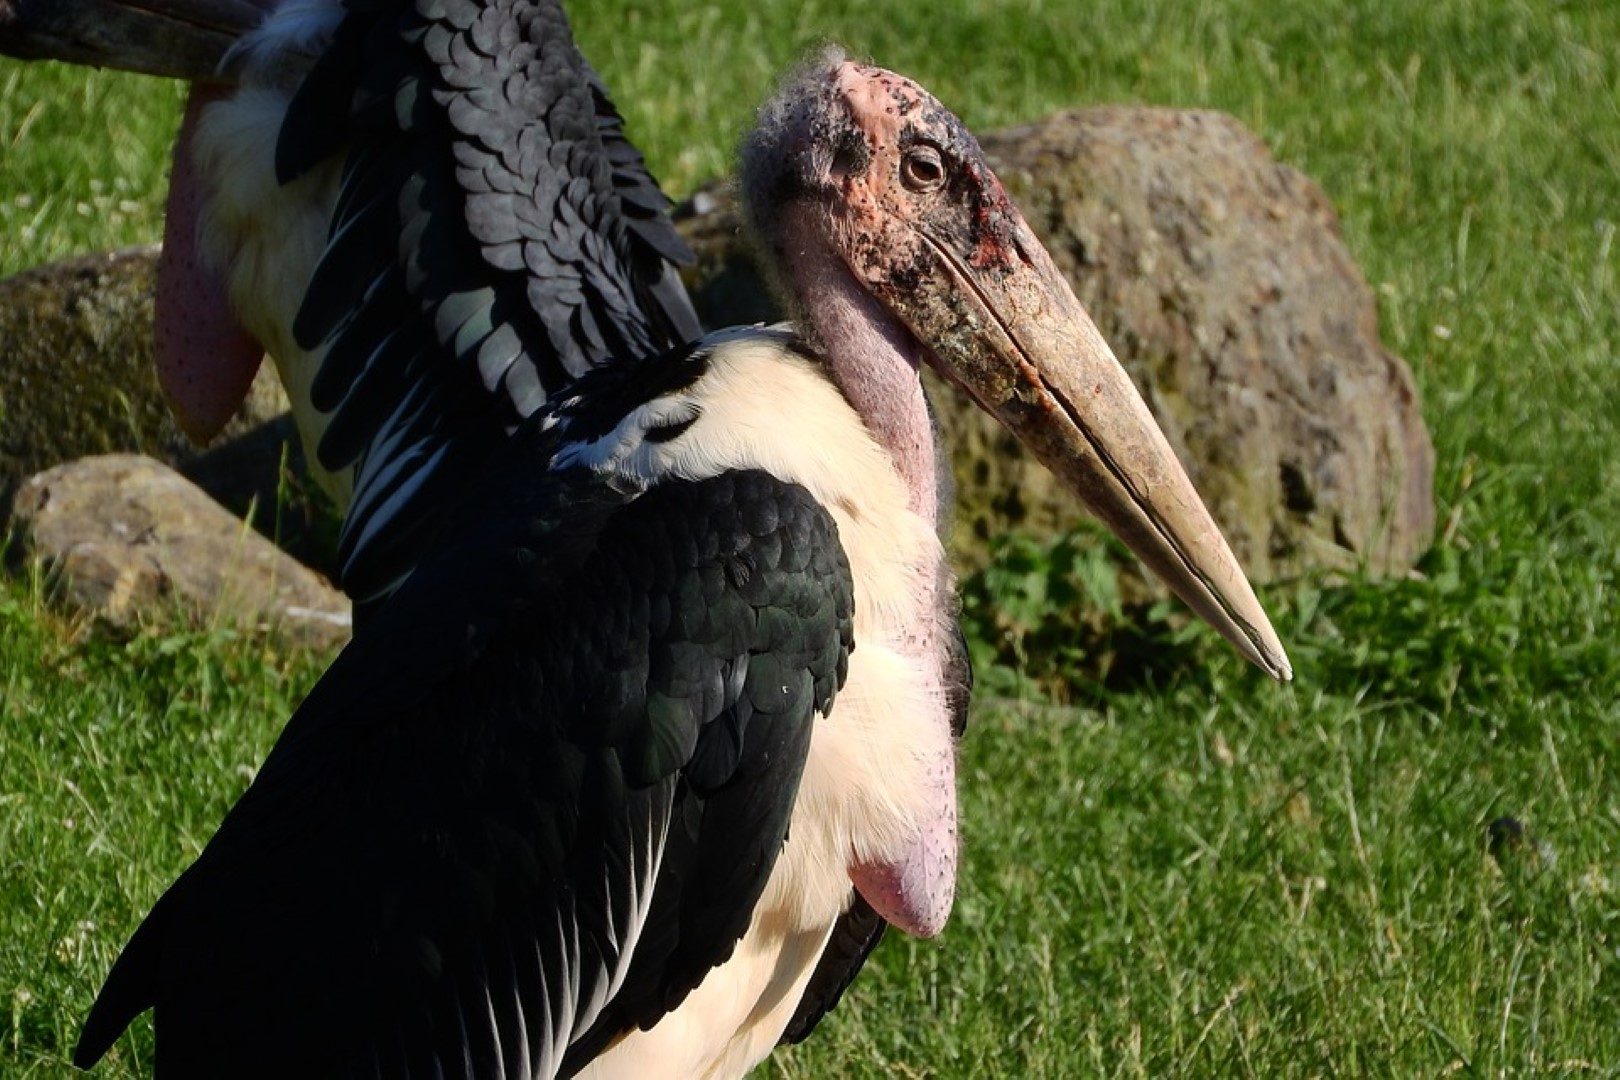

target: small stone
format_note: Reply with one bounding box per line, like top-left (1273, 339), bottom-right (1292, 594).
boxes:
top-left (1487, 815), bottom-right (1557, 871)
top-left (12, 454), bottom-right (350, 651)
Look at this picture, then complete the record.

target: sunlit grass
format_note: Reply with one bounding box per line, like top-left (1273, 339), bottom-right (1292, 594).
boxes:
top-left (0, 66), bottom-right (183, 275)
top-left (2, 0), bottom-right (1617, 1075)
top-left (0, 579), bottom-right (322, 1077)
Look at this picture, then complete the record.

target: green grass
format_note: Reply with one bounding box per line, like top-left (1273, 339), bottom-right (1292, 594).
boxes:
top-left (3, 0), bottom-right (1619, 1075)
top-left (0, 580), bottom-right (322, 1077)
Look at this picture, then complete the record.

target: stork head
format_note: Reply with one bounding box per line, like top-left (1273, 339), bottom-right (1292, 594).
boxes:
top-left (743, 52), bottom-right (1291, 680)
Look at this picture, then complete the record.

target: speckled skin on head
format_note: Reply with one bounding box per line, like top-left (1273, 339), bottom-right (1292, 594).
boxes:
top-left (746, 57), bottom-right (1293, 684)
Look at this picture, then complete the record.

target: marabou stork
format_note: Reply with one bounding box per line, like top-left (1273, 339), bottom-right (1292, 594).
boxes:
top-left (59, 46), bottom-right (1293, 1076)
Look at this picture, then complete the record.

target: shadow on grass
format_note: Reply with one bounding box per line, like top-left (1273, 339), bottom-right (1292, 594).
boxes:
top-left (960, 512), bottom-right (1619, 726)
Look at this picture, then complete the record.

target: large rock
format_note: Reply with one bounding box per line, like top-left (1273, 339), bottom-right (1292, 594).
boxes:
top-left (12, 454), bottom-right (350, 650)
top-left (673, 107), bottom-right (1435, 583)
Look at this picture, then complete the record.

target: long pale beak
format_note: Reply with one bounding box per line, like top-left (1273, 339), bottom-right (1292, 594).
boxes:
top-left (0, 0), bottom-right (262, 82)
top-left (908, 220), bottom-right (1292, 681)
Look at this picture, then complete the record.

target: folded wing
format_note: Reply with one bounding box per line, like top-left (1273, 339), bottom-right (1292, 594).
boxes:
top-left (75, 460), bottom-right (852, 1079)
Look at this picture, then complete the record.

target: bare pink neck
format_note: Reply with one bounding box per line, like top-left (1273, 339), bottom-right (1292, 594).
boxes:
top-left (789, 241), bottom-right (939, 526)
top-left (785, 226), bottom-right (961, 941)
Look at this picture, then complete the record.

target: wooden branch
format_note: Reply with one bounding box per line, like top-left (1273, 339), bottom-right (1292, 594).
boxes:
top-left (0, 0), bottom-right (261, 82)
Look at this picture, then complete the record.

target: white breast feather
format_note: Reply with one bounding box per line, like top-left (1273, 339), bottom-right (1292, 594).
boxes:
top-left (579, 333), bottom-right (956, 1078)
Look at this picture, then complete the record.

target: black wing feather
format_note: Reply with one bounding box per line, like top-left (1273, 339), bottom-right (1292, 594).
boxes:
top-left (279, 0), bottom-right (700, 608)
top-left (74, 453), bottom-right (853, 1078)
top-left (778, 897), bottom-right (887, 1046)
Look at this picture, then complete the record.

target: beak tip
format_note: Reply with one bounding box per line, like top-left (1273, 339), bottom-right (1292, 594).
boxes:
top-left (1252, 633), bottom-right (1292, 683)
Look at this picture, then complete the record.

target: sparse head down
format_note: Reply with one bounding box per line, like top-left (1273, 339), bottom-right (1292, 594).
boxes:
top-left (741, 50), bottom-right (1020, 324)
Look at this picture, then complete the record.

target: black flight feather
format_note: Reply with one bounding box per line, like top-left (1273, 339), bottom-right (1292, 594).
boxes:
top-left (279, 0), bottom-right (701, 608)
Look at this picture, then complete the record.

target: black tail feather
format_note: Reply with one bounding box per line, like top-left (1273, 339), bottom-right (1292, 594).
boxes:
top-left (73, 894), bottom-right (172, 1070)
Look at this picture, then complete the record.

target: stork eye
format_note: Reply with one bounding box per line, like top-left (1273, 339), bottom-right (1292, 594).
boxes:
top-left (900, 145), bottom-right (947, 193)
